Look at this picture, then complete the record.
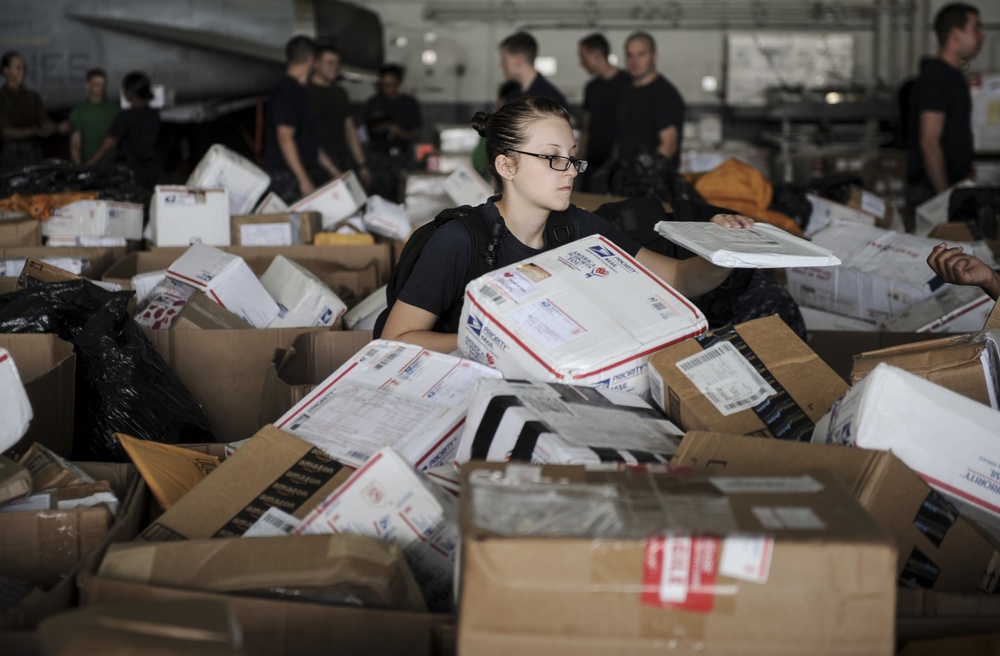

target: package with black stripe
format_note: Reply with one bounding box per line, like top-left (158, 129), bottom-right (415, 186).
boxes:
top-left (456, 378), bottom-right (683, 467)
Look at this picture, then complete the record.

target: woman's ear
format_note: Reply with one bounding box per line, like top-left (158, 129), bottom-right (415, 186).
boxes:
top-left (495, 153), bottom-right (516, 181)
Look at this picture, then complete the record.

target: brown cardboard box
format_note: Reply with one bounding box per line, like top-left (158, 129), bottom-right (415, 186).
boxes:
top-left (807, 330), bottom-right (942, 382)
top-left (847, 186), bottom-right (896, 230)
top-left (897, 633), bottom-right (1000, 656)
top-left (4, 480), bottom-right (117, 514)
top-left (458, 463), bottom-right (897, 656)
top-left (1, 246), bottom-right (129, 280)
top-left (0, 334), bottom-right (75, 460)
top-left (258, 330), bottom-right (374, 428)
top-left (850, 333), bottom-right (996, 407)
top-left (171, 291), bottom-right (253, 330)
top-left (896, 588), bottom-right (1000, 643)
top-left (145, 326), bottom-right (330, 443)
top-left (0, 216), bottom-right (42, 247)
top-left (15, 257), bottom-right (90, 289)
top-left (138, 425), bottom-right (353, 541)
top-left (99, 534), bottom-right (426, 612)
top-left (116, 434), bottom-right (220, 510)
top-left (38, 600), bottom-right (244, 656)
top-left (231, 211), bottom-right (322, 246)
top-left (648, 315), bottom-right (848, 440)
top-left (0, 455), bottom-right (31, 505)
top-left (673, 432), bottom-right (1000, 593)
top-left (18, 442), bottom-right (95, 489)
top-left (985, 301), bottom-right (1000, 330)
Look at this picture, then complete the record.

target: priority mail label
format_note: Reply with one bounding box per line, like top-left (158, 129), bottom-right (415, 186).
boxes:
top-left (676, 341), bottom-right (776, 416)
top-left (643, 534), bottom-right (719, 612)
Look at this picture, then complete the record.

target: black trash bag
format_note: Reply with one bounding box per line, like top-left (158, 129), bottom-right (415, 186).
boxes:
top-left (694, 270), bottom-right (807, 340)
top-left (807, 172), bottom-right (864, 205)
top-left (0, 161), bottom-right (148, 205)
top-left (769, 183), bottom-right (813, 231)
top-left (607, 150), bottom-right (707, 207)
top-left (0, 280), bottom-right (215, 461)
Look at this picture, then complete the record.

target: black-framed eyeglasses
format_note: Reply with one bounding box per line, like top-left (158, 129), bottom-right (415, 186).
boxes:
top-left (505, 149), bottom-right (588, 173)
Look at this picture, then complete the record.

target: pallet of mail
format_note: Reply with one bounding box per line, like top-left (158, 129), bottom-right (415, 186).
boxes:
top-left (41, 200), bottom-right (143, 244)
top-left (275, 340), bottom-right (502, 470)
top-left (186, 144), bottom-right (271, 216)
top-left (459, 235), bottom-right (708, 397)
top-left (456, 378), bottom-right (683, 466)
top-left (131, 243), bottom-right (347, 330)
top-left (786, 222), bottom-right (988, 322)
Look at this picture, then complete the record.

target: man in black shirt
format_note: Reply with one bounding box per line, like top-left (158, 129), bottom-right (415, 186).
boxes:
top-left (85, 71), bottom-right (159, 191)
top-left (615, 32), bottom-right (685, 169)
top-left (264, 35), bottom-right (339, 203)
top-left (907, 3), bottom-right (984, 206)
top-left (308, 44), bottom-right (371, 189)
top-left (577, 33), bottom-right (630, 191)
top-left (364, 64), bottom-right (422, 202)
top-left (499, 32), bottom-right (568, 109)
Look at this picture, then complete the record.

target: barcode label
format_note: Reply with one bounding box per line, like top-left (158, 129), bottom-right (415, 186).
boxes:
top-left (242, 507), bottom-right (302, 537)
top-left (478, 284), bottom-right (505, 305)
top-left (373, 346), bottom-right (405, 370)
top-left (675, 342), bottom-right (775, 417)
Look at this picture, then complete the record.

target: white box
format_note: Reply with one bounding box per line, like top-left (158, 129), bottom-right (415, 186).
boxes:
top-left (799, 306), bottom-right (879, 332)
top-left (362, 195), bottom-right (411, 241)
top-left (655, 221), bottom-right (840, 268)
top-left (238, 222), bottom-right (293, 247)
top-left (786, 223), bottom-right (953, 322)
top-left (437, 125), bottom-right (480, 153)
top-left (252, 191), bottom-right (289, 215)
top-left (804, 194), bottom-right (875, 237)
top-left (45, 236), bottom-right (127, 247)
top-left (0, 258), bottom-right (86, 277)
top-left (442, 164), bottom-right (492, 208)
top-left (186, 144), bottom-right (270, 216)
top-left (458, 235), bottom-right (708, 397)
top-left (813, 363), bottom-right (1000, 537)
top-left (0, 348), bottom-right (32, 452)
top-left (915, 179), bottom-right (976, 236)
top-left (133, 278), bottom-right (195, 330)
top-left (43, 200), bottom-right (143, 241)
top-left (343, 285), bottom-right (387, 331)
top-left (150, 186), bottom-right (231, 247)
top-left (290, 171), bottom-right (366, 230)
top-left (457, 378), bottom-right (683, 466)
top-left (259, 255), bottom-right (346, 328)
top-left (131, 270), bottom-right (166, 304)
top-left (295, 446), bottom-right (459, 611)
top-left (165, 243), bottom-right (279, 328)
top-left (275, 340), bottom-right (502, 470)
top-left (882, 285), bottom-right (994, 333)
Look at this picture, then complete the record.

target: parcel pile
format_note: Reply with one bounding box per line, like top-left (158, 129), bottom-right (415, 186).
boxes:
top-left (1, 150), bottom-right (999, 655)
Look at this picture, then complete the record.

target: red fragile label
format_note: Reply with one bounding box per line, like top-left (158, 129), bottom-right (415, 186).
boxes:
top-left (642, 534), bottom-right (719, 612)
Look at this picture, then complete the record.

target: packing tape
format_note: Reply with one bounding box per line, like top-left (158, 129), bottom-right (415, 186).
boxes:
top-left (912, 489), bottom-right (960, 548)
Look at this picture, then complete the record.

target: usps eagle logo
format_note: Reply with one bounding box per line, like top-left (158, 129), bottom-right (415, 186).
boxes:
top-left (466, 314), bottom-right (484, 337)
top-left (588, 244), bottom-right (615, 259)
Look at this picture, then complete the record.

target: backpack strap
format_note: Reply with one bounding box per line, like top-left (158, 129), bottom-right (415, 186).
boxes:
top-left (545, 209), bottom-right (574, 246)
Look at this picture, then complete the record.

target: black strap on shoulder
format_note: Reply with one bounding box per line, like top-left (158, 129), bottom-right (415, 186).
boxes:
top-left (545, 210), bottom-right (574, 246)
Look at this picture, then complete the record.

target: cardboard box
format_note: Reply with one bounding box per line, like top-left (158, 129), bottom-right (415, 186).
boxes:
top-left (896, 588), bottom-right (1000, 643)
top-left (276, 340), bottom-right (502, 470)
top-left (150, 186), bottom-right (231, 247)
top-left (253, 191), bottom-right (288, 215)
top-left (231, 212), bottom-right (322, 246)
top-left (344, 284), bottom-right (386, 331)
top-left (915, 179), bottom-right (977, 236)
top-left (0, 334), bottom-right (75, 460)
top-left (0, 480), bottom-right (118, 516)
top-left (170, 291), bottom-right (253, 330)
top-left (0, 348), bottom-right (32, 453)
top-left (804, 193), bottom-right (876, 237)
top-left (813, 364), bottom-right (1000, 538)
top-left (42, 200), bottom-right (143, 241)
top-left (296, 447), bottom-right (459, 611)
top-left (37, 600), bottom-right (244, 656)
top-left (441, 164), bottom-right (492, 208)
top-left (648, 315), bottom-right (848, 440)
top-left (807, 329), bottom-right (943, 382)
top-left (846, 186), bottom-right (895, 229)
top-left (800, 306), bottom-right (879, 332)
top-left (166, 243), bottom-right (280, 328)
top-left (882, 285), bottom-right (994, 334)
top-left (0, 455), bottom-right (30, 506)
top-left (363, 195), bottom-right (412, 241)
top-left (567, 191), bottom-right (631, 213)
top-left (18, 442), bottom-right (96, 490)
top-left (144, 325), bottom-right (330, 444)
top-left (139, 425), bottom-right (353, 541)
top-left (0, 215), bottom-right (42, 247)
top-left (459, 235), bottom-right (707, 397)
top-left (673, 432), bottom-right (1000, 593)
top-left (290, 171), bottom-right (367, 230)
top-left (0, 245), bottom-right (128, 281)
top-left (457, 378), bottom-right (683, 465)
top-left (116, 433), bottom-right (220, 509)
top-left (258, 330), bottom-right (374, 429)
top-left (133, 278), bottom-right (195, 330)
top-left (786, 223), bottom-right (956, 321)
top-left (313, 231), bottom-right (377, 246)
top-left (130, 269), bottom-right (165, 304)
top-left (458, 464), bottom-right (897, 656)
top-left (187, 144), bottom-right (270, 216)
top-left (260, 255), bottom-right (347, 328)
top-left (99, 533), bottom-right (426, 612)
top-left (987, 301), bottom-right (1000, 330)
top-left (850, 332), bottom-right (1000, 408)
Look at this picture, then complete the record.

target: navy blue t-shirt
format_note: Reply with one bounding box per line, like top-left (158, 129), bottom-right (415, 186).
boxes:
top-left (264, 75), bottom-right (319, 173)
top-left (397, 201), bottom-right (641, 330)
top-left (907, 57), bottom-right (973, 188)
top-left (506, 73), bottom-right (568, 109)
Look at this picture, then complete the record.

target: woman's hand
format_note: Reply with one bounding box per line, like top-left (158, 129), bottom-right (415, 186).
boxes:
top-left (927, 243), bottom-right (1000, 300)
top-left (710, 213), bottom-right (755, 229)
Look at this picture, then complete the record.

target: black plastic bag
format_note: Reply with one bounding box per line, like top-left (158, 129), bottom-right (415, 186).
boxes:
top-left (0, 280), bottom-right (215, 461)
top-left (607, 150), bottom-right (707, 207)
top-left (0, 161), bottom-right (148, 205)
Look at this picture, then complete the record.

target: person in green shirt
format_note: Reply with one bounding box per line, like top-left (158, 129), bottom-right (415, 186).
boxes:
top-left (69, 68), bottom-right (119, 164)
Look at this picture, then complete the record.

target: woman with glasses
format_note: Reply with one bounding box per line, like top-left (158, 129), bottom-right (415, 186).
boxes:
top-left (381, 95), bottom-right (752, 353)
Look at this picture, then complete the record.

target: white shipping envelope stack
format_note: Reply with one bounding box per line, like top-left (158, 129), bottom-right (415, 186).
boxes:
top-left (786, 223), bottom-right (963, 322)
top-left (343, 285), bottom-right (387, 331)
top-left (186, 144), bottom-right (271, 216)
top-left (259, 255), bottom-right (347, 328)
top-left (882, 285), bottom-right (994, 333)
top-left (294, 446), bottom-right (459, 612)
top-left (275, 340), bottom-right (503, 470)
top-left (149, 186), bottom-right (231, 247)
top-left (165, 243), bottom-right (280, 328)
top-left (290, 170), bottom-right (367, 229)
top-left (459, 235), bottom-right (708, 397)
top-left (457, 378), bottom-right (684, 466)
top-left (252, 191), bottom-right (289, 215)
top-left (43, 200), bottom-right (144, 241)
top-left (0, 348), bottom-right (32, 452)
top-left (362, 195), bottom-right (412, 241)
top-left (812, 363), bottom-right (1000, 538)
top-left (654, 221), bottom-right (841, 268)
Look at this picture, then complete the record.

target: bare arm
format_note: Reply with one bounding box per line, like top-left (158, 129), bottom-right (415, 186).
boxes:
top-left (928, 243), bottom-right (1000, 300)
top-left (919, 111), bottom-right (950, 194)
top-left (70, 130), bottom-right (82, 164)
top-left (277, 124), bottom-right (314, 196)
top-left (85, 134), bottom-right (118, 166)
top-left (656, 125), bottom-right (679, 160)
top-left (380, 300), bottom-right (460, 353)
top-left (345, 117), bottom-right (371, 186)
top-left (317, 147), bottom-right (341, 179)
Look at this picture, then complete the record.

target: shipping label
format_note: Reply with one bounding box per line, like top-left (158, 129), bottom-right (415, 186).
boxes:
top-left (643, 534), bottom-right (719, 612)
top-left (719, 535), bottom-right (774, 584)
top-left (511, 299), bottom-right (587, 349)
top-left (676, 341), bottom-right (776, 416)
top-left (710, 475), bottom-right (823, 494)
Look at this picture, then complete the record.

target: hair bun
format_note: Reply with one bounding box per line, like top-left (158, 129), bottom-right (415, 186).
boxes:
top-left (470, 111), bottom-right (491, 137)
